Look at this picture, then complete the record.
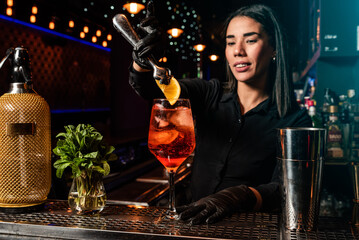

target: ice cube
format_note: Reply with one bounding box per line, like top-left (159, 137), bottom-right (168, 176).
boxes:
top-left (148, 129), bottom-right (179, 145)
top-left (169, 107), bottom-right (193, 127)
top-left (154, 116), bottom-right (169, 128)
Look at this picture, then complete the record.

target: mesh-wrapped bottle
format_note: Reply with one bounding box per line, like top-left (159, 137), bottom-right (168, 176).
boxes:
top-left (0, 47), bottom-right (51, 211)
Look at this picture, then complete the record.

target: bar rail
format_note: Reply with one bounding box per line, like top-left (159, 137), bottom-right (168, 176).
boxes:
top-left (0, 200), bottom-right (357, 239)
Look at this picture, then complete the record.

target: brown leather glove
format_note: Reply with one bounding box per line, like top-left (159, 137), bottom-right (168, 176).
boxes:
top-left (176, 185), bottom-right (257, 224)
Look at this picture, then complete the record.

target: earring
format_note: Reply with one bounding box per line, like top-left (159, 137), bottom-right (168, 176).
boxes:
top-left (272, 56), bottom-right (276, 61)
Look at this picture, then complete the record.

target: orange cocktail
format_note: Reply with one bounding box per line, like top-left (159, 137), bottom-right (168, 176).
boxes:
top-left (148, 99), bottom-right (195, 218)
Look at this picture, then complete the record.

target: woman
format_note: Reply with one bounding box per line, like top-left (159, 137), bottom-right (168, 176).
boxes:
top-left (128, 3), bottom-right (312, 224)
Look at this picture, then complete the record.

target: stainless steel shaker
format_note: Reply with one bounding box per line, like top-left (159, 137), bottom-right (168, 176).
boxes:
top-left (277, 127), bottom-right (326, 231)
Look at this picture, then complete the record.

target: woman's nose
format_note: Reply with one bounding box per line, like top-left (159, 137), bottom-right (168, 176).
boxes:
top-left (234, 43), bottom-right (245, 56)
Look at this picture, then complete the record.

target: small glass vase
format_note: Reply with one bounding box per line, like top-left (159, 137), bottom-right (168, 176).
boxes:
top-left (68, 171), bottom-right (107, 215)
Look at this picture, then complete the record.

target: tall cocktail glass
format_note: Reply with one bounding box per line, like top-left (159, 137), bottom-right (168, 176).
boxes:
top-left (148, 98), bottom-right (196, 219)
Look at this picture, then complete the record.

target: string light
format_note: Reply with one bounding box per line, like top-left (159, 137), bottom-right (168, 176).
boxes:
top-left (159, 57), bottom-right (168, 63)
top-left (209, 55), bottom-right (219, 61)
top-left (102, 41), bottom-right (107, 47)
top-left (30, 15), bottom-right (36, 23)
top-left (49, 21), bottom-right (55, 29)
top-left (1, 0), bottom-right (203, 51)
top-left (194, 44), bottom-right (206, 52)
top-left (123, 2), bottom-right (145, 14)
top-left (32, 6), bottom-right (38, 15)
top-left (167, 28), bottom-right (183, 38)
top-left (6, 7), bottom-right (12, 16)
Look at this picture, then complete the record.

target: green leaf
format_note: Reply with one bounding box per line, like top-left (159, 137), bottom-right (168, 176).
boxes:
top-left (81, 161), bottom-right (93, 169)
top-left (55, 161), bottom-right (72, 178)
top-left (80, 137), bottom-right (86, 149)
top-left (84, 151), bottom-right (99, 159)
top-left (103, 162), bottom-right (110, 176)
top-left (56, 132), bottom-right (67, 138)
top-left (53, 159), bottom-right (71, 169)
top-left (74, 157), bottom-right (85, 166)
top-left (53, 147), bottom-right (61, 156)
top-left (105, 146), bottom-right (115, 155)
top-left (56, 168), bottom-right (65, 178)
top-left (72, 165), bottom-right (82, 178)
top-left (92, 166), bottom-right (105, 175)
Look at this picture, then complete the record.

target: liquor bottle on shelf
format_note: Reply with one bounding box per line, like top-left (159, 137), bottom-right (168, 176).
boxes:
top-left (307, 100), bottom-right (323, 128)
top-left (322, 88), bottom-right (332, 129)
top-left (347, 89), bottom-right (356, 122)
top-left (326, 105), bottom-right (344, 160)
top-left (338, 94), bottom-right (352, 160)
top-left (351, 103), bottom-right (359, 161)
top-left (0, 47), bottom-right (51, 212)
top-left (304, 96), bottom-right (311, 110)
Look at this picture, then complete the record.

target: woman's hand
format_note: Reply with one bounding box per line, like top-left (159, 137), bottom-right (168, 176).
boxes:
top-left (132, 0), bottom-right (165, 70)
top-left (176, 185), bottom-right (257, 224)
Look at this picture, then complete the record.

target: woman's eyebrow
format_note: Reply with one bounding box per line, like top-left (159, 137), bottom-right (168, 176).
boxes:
top-left (226, 32), bottom-right (262, 39)
top-left (243, 32), bottom-right (261, 37)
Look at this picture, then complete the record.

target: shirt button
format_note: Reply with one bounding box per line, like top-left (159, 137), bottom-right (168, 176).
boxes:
top-left (238, 119), bottom-right (241, 123)
top-left (229, 138), bottom-right (233, 143)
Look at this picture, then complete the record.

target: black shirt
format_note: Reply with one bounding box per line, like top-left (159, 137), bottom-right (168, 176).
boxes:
top-left (129, 68), bottom-right (312, 211)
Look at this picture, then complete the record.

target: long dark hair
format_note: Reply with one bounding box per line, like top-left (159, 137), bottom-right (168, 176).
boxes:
top-left (223, 4), bottom-right (295, 117)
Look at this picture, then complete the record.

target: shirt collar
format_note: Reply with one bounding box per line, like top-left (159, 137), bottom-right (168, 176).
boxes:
top-left (222, 91), bottom-right (276, 115)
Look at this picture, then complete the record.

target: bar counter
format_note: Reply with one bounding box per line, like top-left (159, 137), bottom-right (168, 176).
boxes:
top-left (0, 200), bottom-right (357, 240)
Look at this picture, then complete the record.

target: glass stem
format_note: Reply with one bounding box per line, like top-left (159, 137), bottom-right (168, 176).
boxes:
top-left (168, 171), bottom-right (176, 213)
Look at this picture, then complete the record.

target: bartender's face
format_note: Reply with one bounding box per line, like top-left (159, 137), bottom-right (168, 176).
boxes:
top-left (225, 16), bottom-right (274, 84)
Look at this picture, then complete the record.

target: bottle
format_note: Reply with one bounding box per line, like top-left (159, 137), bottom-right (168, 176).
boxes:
top-left (304, 96), bottom-right (311, 110)
top-left (0, 47), bottom-right (51, 211)
top-left (339, 94), bottom-right (351, 159)
top-left (321, 88), bottom-right (331, 129)
top-left (351, 103), bottom-right (359, 161)
top-left (307, 100), bottom-right (323, 128)
top-left (347, 89), bottom-right (356, 122)
top-left (326, 105), bottom-right (344, 160)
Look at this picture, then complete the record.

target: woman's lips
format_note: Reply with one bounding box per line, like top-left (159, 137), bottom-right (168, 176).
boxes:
top-left (233, 62), bottom-right (251, 72)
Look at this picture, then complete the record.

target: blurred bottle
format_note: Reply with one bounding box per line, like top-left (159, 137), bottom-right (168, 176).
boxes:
top-left (326, 105), bottom-right (344, 160)
top-left (341, 89), bottom-right (357, 161)
top-left (321, 88), bottom-right (332, 129)
top-left (294, 89), bottom-right (304, 109)
top-left (351, 101), bottom-right (359, 161)
top-left (339, 94), bottom-right (352, 160)
top-left (348, 89), bottom-right (356, 122)
top-left (307, 100), bottom-right (323, 128)
top-left (304, 96), bottom-right (311, 110)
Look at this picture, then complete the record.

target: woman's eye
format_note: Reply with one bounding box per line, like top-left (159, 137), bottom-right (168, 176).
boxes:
top-left (226, 42), bottom-right (235, 46)
top-left (246, 39), bottom-right (257, 44)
